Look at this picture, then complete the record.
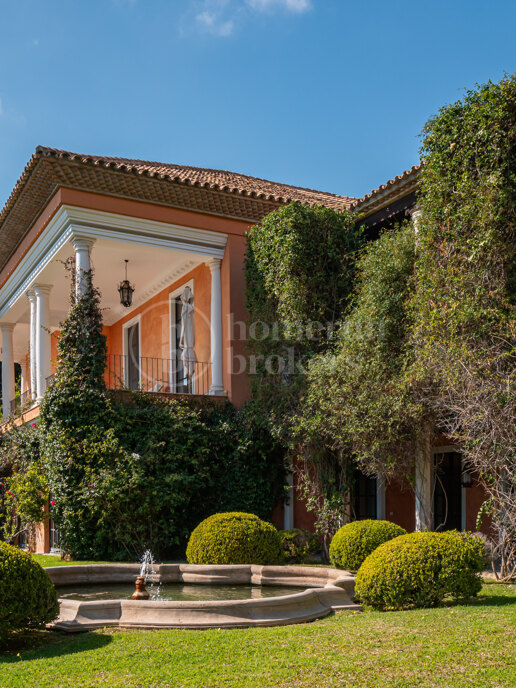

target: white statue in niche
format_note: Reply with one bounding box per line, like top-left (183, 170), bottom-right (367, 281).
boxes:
top-left (179, 286), bottom-right (197, 379)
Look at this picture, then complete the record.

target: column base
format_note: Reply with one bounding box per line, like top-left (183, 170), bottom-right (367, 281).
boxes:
top-left (209, 386), bottom-right (226, 396)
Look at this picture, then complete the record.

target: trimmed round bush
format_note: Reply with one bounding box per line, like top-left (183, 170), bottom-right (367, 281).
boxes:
top-left (0, 542), bottom-right (59, 640)
top-left (355, 530), bottom-right (487, 610)
top-left (186, 512), bottom-right (283, 565)
top-left (329, 519), bottom-right (406, 571)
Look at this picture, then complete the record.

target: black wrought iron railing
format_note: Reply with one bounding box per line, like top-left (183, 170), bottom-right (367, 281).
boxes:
top-left (6, 357), bottom-right (212, 416)
top-left (106, 354), bottom-right (211, 396)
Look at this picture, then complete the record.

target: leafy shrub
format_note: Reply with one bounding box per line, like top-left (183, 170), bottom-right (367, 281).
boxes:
top-left (0, 423), bottom-right (48, 545)
top-left (186, 512), bottom-right (283, 565)
top-left (293, 224), bottom-right (418, 543)
top-left (37, 266), bottom-right (285, 561)
top-left (0, 542), bottom-right (59, 640)
top-left (414, 75), bottom-right (516, 580)
top-left (329, 519), bottom-right (406, 571)
top-left (279, 528), bottom-right (319, 564)
top-left (245, 202), bottom-right (364, 443)
top-left (355, 531), bottom-right (487, 610)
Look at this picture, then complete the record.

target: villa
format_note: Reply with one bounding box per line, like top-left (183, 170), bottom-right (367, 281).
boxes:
top-left (0, 147), bottom-right (487, 552)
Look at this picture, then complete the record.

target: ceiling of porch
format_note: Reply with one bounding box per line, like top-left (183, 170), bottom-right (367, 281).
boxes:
top-left (6, 237), bottom-right (205, 360)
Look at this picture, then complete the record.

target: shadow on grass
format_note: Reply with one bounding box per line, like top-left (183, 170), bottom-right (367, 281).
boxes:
top-left (466, 594), bottom-right (516, 608)
top-left (0, 630), bottom-right (112, 663)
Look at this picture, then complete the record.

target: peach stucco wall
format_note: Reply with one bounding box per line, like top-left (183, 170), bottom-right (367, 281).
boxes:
top-left (385, 482), bottom-right (416, 532)
top-left (108, 263), bottom-right (211, 366)
top-left (221, 233), bottom-right (250, 407)
top-left (3, 187), bottom-right (255, 406)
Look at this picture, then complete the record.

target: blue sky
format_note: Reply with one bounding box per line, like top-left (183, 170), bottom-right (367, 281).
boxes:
top-left (0, 0), bottom-right (514, 205)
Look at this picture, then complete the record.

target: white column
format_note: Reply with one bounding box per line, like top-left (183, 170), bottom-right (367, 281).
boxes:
top-left (411, 209), bottom-right (422, 239)
top-left (1, 324), bottom-right (15, 419)
top-left (284, 468), bottom-right (294, 530)
top-left (376, 474), bottom-right (386, 520)
top-left (71, 237), bottom-right (95, 299)
top-left (415, 422), bottom-right (433, 531)
top-left (411, 209), bottom-right (433, 530)
top-left (27, 290), bottom-right (37, 398)
top-left (34, 284), bottom-right (52, 400)
top-left (207, 258), bottom-right (224, 395)
top-left (20, 366), bottom-right (26, 397)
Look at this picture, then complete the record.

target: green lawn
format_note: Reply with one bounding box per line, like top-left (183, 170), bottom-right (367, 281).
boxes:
top-left (1, 582), bottom-right (514, 688)
top-left (31, 555), bottom-right (114, 568)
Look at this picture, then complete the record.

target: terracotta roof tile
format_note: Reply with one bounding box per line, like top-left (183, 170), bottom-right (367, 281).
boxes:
top-left (31, 146), bottom-right (354, 211)
top-left (0, 147), bottom-right (355, 278)
top-left (353, 164), bottom-right (421, 210)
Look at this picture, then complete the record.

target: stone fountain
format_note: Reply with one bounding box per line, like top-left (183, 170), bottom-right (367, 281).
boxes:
top-left (131, 550), bottom-right (156, 600)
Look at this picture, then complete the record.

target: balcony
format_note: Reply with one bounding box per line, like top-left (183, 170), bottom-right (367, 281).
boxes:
top-left (105, 354), bottom-right (212, 396)
top-left (8, 356), bottom-right (213, 417)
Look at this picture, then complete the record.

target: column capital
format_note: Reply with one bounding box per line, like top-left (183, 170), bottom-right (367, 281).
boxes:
top-left (33, 284), bottom-right (53, 296)
top-left (27, 289), bottom-right (36, 303)
top-left (410, 208), bottom-right (422, 224)
top-left (206, 257), bottom-right (221, 273)
top-left (0, 322), bottom-right (15, 332)
top-left (71, 235), bottom-right (95, 251)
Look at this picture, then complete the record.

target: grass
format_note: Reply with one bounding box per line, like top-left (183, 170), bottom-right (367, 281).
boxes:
top-left (1, 582), bottom-right (514, 688)
top-left (31, 555), bottom-right (115, 568)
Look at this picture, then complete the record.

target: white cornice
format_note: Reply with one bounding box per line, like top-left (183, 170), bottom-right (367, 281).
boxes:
top-left (0, 205), bottom-right (228, 319)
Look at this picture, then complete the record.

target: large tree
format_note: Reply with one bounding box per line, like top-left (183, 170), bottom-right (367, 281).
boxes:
top-left (293, 76), bottom-right (516, 575)
top-left (412, 75), bottom-right (516, 578)
top-left (245, 201), bottom-right (364, 443)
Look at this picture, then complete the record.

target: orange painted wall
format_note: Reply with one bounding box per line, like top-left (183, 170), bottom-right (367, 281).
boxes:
top-left (222, 233), bottom-right (251, 408)
top-left (108, 263), bottom-right (212, 390)
top-left (385, 481), bottom-right (416, 532)
top-left (467, 480), bottom-right (492, 535)
top-left (50, 331), bottom-right (60, 374)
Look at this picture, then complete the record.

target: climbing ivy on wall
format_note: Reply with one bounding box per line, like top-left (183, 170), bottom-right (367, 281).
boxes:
top-left (0, 422), bottom-right (48, 546)
top-left (245, 201), bottom-right (364, 442)
top-left (289, 75), bottom-right (516, 565)
top-left (292, 222), bottom-right (421, 544)
top-left (0, 264), bottom-right (285, 560)
top-left (412, 75), bottom-right (516, 578)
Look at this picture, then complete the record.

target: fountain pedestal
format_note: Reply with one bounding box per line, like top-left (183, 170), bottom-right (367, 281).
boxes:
top-left (132, 576), bottom-right (150, 600)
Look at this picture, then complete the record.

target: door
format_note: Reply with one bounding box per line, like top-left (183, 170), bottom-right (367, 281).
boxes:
top-left (126, 322), bottom-right (140, 390)
top-left (353, 469), bottom-right (377, 520)
top-left (171, 293), bottom-right (192, 393)
top-left (434, 451), bottom-right (462, 531)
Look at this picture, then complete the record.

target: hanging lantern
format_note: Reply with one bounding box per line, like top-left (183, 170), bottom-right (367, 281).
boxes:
top-left (118, 259), bottom-right (135, 308)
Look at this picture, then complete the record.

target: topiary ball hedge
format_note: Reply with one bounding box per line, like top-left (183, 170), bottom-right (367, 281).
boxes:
top-left (355, 530), bottom-right (487, 610)
top-left (0, 542), bottom-right (59, 640)
top-left (186, 512), bottom-right (283, 565)
top-left (329, 519), bottom-right (406, 572)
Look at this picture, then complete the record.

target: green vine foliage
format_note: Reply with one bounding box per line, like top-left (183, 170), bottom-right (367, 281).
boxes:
top-left (291, 75), bottom-right (515, 561)
top-left (298, 222), bottom-right (420, 478)
top-left (412, 75), bottom-right (516, 578)
top-left (0, 423), bottom-right (48, 544)
top-left (245, 202), bottom-right (364, 441)
top-left (291, 223), bottom-right (420, 539)
top-left (32, 265), bottom-right (283, 561)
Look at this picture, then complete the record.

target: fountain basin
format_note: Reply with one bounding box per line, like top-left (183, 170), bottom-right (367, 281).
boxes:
top-left (46, 564), bottom-right (359, 631)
